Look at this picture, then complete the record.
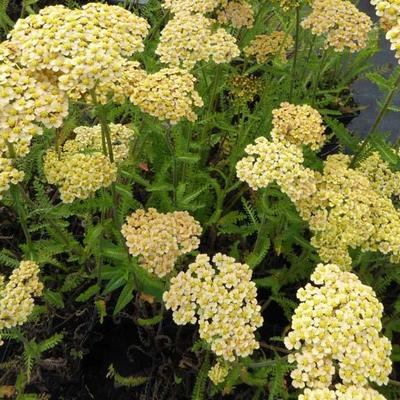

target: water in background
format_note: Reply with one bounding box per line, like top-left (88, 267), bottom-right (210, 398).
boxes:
top-left (349, 0), bottom-right (400, 142)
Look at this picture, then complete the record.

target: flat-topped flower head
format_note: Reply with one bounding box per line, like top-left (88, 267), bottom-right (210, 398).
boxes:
top-left (0, 261), bottom-right (43, 334)
top-left (42, 124), bottom-right (134, 203)
top-left (156, 12), bottom-right (239, 69)
top-left (228, 74), bottom-right (263, 104)
top-left (244, 32), bottom-right (294, 64)
top-left (43, 150), bottom-right (117, 204)
top-left (217, 1), bottom-right (254, 29)
top-left (64, 124), bottom-right (135, 163)
top-left (301, 0), bottom-right (372, 53)
top-left (121, 208), bottom-right (202, 277)
top-left (299, 386), bottom-right (386, 400)
top-left (0, 56), bottom-right (68, 158)
top-left (164, 253), bottom-right (263, 363)
top-left (272, 0), bottom-right (304, 11)
top-left (271, 102), bottom-right (326, 151)
top-left (236, 137), bottom-right (318, 203)
top-left (162, 0), bottom-right (222, 14)
top-left (130, 68), bottom-right (204, 123)
top-left (285, 263), bottom-right (392, 391)
top-left (8, 3), bottom-right (149, 103)
top-left (296, 154), bottom-right (400, 268)
top-left (357, 151), bottom-right (400, 198)
top-left (0, 157), bottom-right (24, 200)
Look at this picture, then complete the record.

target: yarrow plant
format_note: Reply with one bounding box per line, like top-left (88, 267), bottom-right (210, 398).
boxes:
top-left (0, 0), bottom-right (399, 399)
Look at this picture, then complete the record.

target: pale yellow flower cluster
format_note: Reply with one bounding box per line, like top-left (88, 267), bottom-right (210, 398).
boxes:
top-left (384, 23), bottom-right (400, 60)
top-left (0, 261), bottom-right (43, 334)
top-left (0, 41), bottom-right (69, 201)
top-left (130, 68), bottom-right (204, 123)
top-left (285, 263), bottom-right (392, 391)
top-left (271, 0), bottom-right (303, 11)
top-left (371, 0), bottom-right (400, 31)
top-left (357, 151), bottom-right (400, 198)
top-left (297, 154), bottom-right (400, 268)
top-left (0, 157), bottom-right (25, 200)
top-left (244, 32), bottom-right (294, 63)
top-left (163, 0), bottom-right (222, 14)
top-left (228, 74), bottom-right (263, 104)
top-left (0, 49), bottom-right (68, 158)
top-left (64, 124), bottom-right (135, 163)
top-left (217, 1), bottom-right (254, 29)
top-left (163, 253), bottom-right (263, 363)
top-left (300, 386), bottom-right (386, 400)
top-left (156, 12), bottom-right (239, 69)
top-left (271, 102), bottom-right (326, 151)
top-left (121, 208), bottom-right (202, 277)
top-left (208, 361), bottom-right (230, 384)
top-left (8, 3), bottom-right (149, 103)
top-left (43, 151), bottom-right (117, 204)
top-left (43, 123), bottom-right (133, 203)
top-left (236, 137), bottom-right (318, 203)
top-left (301, 0), bottom-right (372, 53)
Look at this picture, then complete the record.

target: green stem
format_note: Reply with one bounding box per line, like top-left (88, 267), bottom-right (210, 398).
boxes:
top-left (351, 71), bottom-right (400, 167)
top-left (98, 108), bottom-right (115, 164)
top-left (299, 34), bottom-right (316, 89)
top-left (311, 48), bottom-right (327, 106)
top-left (166, 127), bottom-right (177, 207)
top-left (200, 65), bottom-right (222, 163)
top-left (289, 7), bottom-right (301, 101)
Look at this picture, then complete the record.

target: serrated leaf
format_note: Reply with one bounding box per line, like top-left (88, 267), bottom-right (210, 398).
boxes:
top-left (367, 72), bottom-right (391, 91)
top-left (325, 117), bottom-right (359, 152)
top-left (43, 290), bottom-right (64, 309)
top-left (370, 134), bottom-right (400, 165)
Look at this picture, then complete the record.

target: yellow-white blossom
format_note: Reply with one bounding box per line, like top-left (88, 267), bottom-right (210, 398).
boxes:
top-left (208, 361), bottom-right (230, 384)
top-left (271, 102), bottom-right (326, 151)
top-left (0, 157), bottom-right (24, 200)
top-left (357, 151), bottom-right (400, 198)
top-left (64, 124), bottom-right (135, 163)
top-left (285, 263), bottom-right (392, 390)
top-left (0, 48), bottom-right (68, 157)
top-left (121, 208), bottom-right (202, 277)
top-left (371, 0), bottom-right (400, 31)
top-left (42, 123), bottom-right (134, 203)
top-left (130, 67), bottom-right (204, 123)
top-left (163, 253), bottom-right (263, 362)
top-left (162, 0), bottom-right (222, 14)
top-left (0, 261), bottom-right (43, 333)
top-left (8, 3), bottom-right (149, 103)
top-left (301, 0), bottom-right (372, 53)
top-left (156, 12), bottom-right (239, 69)
top-left (299, 386), bottom-right (386, 400)
top-left (217, 1), bottom-right (254, 29)
top-left (244, 32), bottom-right (294, 63)
top-left (296, 154), bottom-right (400, 268)
top-left (236, 137), bottom-right (318, 203)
